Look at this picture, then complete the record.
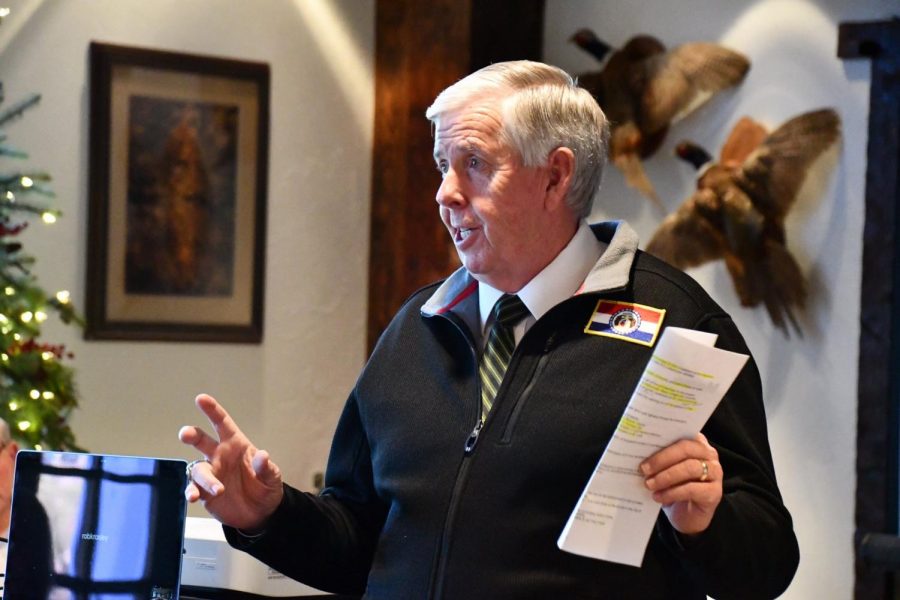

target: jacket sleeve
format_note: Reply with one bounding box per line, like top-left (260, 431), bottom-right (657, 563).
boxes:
top-left (656, 313), bottom-right (800, 599)
top-left (224, 388), bottom-right (386, 595)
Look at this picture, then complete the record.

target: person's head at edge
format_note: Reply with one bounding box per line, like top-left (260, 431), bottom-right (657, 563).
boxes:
top-left (426, 60), bottom-right (610, 293)
top-left (0, 417), bottom-right (20, 534)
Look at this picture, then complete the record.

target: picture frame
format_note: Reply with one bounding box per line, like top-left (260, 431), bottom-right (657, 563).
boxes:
top-left (85, 42), bottom-right (269, 343)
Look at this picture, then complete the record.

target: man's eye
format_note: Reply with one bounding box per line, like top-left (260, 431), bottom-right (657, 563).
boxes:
top-left (436, 161), bottom-right (448, 175)
top-left (467, 157), bottom-right (480, 169)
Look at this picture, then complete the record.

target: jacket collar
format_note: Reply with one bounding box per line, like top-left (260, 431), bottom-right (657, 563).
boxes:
top-left (579, 220), bottom-right (638, 295)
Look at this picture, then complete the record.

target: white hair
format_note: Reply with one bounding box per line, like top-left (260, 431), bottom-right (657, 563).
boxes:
top-left (426, 60), bottom-right (609, 219)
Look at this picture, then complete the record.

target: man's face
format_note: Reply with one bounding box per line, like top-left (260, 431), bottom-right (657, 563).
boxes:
top-left (433, 98), bottom-right (553, 292)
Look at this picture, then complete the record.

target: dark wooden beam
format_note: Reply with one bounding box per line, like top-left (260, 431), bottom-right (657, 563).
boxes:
top-left (368, 0), bottom-right (545, 351)
top-left (470, 0), bottom-right (545, 71)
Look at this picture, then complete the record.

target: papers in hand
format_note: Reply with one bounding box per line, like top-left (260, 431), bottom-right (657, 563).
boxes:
top-left (557, 326), bottom-right (749, 567)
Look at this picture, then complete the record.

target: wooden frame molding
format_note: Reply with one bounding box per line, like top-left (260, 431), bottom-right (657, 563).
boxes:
top-left (838, 18), bottom-right (900, 600)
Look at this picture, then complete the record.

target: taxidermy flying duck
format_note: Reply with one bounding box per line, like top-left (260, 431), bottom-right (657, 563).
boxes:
top-left (645, 108), bottom-right (842, 335)
top-left (570, 28), bottom-right (750, 210)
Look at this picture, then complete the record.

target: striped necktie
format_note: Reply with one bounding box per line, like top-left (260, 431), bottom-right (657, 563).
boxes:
top-left (479, 294), bottom-right (530, 421)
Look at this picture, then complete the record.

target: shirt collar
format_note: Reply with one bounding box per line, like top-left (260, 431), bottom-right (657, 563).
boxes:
top-left (478, 220), bottom-right (606, 331)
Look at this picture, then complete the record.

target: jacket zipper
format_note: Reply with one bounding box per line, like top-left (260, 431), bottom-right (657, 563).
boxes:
top-left (464, 419), bottom-right (483, 454)
top-left (426, 313), bottom-right (482, 600)
top-left (426, 313), bottom-right (534, 598)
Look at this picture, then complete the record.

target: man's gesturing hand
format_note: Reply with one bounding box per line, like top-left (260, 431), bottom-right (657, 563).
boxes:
top-left (179, 393), bottom-right (284, 532)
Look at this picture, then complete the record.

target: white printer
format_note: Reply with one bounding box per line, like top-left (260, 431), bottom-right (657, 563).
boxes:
top-left (181, 516), bottom-right (331, 598)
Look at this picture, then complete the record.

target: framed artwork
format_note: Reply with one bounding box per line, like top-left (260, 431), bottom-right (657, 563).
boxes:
top-left (85, 42), bottom-right (269, 343)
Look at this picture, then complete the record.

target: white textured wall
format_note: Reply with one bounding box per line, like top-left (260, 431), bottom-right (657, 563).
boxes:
top-left (544, 0), bottom-right (893, 597)
top-left (0, 0), bottom-right (375, 511)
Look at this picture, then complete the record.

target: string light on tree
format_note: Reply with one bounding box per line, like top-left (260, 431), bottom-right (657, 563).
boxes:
top-left (0, 7), bottom-right (85, 450)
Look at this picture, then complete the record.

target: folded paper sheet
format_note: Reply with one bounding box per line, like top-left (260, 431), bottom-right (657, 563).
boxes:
top-left (557, 326), bottom-right (749, 567)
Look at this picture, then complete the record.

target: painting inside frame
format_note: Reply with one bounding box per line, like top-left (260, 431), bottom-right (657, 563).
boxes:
top-left (86, 43), bottom-right (268, 343)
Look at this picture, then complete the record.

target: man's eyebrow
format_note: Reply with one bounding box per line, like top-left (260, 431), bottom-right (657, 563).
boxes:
top-left (433, 139), bottom-right (482, 162)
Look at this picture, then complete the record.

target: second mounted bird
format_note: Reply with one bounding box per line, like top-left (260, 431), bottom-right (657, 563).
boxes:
top-left (645, 108), bottom-right (842, 336)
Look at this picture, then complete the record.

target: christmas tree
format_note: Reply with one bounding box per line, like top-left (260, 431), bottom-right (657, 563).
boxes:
top-left (0, 29), bottom-right (83, 450)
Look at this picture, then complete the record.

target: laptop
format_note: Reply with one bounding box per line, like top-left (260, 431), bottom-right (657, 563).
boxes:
top-left (4, 450), bottom-right (188, 600)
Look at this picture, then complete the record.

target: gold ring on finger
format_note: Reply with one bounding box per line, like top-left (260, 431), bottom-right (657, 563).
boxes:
top-left (699, 460), bottom-right (709, 482)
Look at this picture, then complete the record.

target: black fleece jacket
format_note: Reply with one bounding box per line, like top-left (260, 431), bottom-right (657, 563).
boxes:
top-left (226, 226), bottom-right (799, 600)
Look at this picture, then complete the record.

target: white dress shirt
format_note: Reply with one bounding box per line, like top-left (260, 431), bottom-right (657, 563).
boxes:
top-left (478, 220), bottom-right (606, 346)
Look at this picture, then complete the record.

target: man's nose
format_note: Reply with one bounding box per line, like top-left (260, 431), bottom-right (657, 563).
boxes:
top-left (436, 169), bottom-right (465, 207)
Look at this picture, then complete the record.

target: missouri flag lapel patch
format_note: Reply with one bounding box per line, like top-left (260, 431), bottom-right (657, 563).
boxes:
top-left (584, 300), bottom-right (666, 347)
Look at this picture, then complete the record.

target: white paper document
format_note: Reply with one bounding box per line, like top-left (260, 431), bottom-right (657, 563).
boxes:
top-left (557, 326), bottom-right (749, 567)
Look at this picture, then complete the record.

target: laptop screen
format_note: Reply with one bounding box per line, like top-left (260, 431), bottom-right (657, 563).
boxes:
top-left (4, 450), bottom-right (188, 600)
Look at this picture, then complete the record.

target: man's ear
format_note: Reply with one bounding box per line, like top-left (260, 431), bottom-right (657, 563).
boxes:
top-left (544, 147), bottom-right (576, 211)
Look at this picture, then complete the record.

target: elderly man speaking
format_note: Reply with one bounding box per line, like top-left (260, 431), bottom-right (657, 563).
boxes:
top-left (180, 60), bottom-right (799, 599)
